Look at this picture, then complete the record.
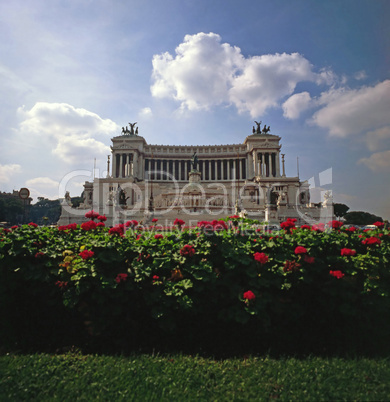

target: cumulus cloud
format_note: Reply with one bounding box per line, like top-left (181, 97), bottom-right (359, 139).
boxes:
top-left (365, 126), bottom-right (390, 152)
top-left (354, 70), bottom-right (367, 81)
top-left (18, 102), bottom-right (117, 164)
top-left (282, 92), bottom-right (313, 119)
top-left (358, 150), bottom-right (390, 172)
top-left (310, 80), bottom-right (390, 137)
top-left (0, 163), bottom-right (22, 183)
top-left (151, 32), bottom-right (334, 117)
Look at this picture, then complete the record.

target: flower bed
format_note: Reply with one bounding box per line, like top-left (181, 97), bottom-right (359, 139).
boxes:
top-left (1, 217), bottom-right (389, 355)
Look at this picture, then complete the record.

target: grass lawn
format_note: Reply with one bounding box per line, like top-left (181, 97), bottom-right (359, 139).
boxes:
top-left (1, 353), bottom-right (390, 401)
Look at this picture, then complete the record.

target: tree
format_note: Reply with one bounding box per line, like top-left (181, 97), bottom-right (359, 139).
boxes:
top-left (344, 211), bottom-right (383, 225)
top-left (333, 203), bottom-right (350, 220)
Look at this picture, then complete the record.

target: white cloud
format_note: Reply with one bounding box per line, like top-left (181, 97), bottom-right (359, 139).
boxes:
top-left (365, 126), bottom-right (390, 152)
top-left (354, 70), bottom-right (367, 81)
top-left (25, 177), bottom-right (59, 188)
top-left (358, 150), bottom-right (390, 171)
top-left (139, 107), bottom-right (153, 118)
top-left (151, 32), bottom-right (334, 117)
top-left (282, 92), bottom-right (313, 119)
top-left (0, 164), bottom-right (22, 183)
top-left (311, 80), bottom-right (390, 137)
top-left (17, 102), bottom-right (117, 164)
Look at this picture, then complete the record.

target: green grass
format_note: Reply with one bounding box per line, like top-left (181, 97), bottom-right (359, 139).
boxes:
top-left (1, 353), bottom-right (390, 401)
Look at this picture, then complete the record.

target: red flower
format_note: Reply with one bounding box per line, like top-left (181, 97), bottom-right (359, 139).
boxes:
top-left (243, 290), bottom-right (256, 301)
top-left (28, 222), bottom-right (38, 228)
top-left (11, 225), bottom-right (19, 230)
top-left (345, 227), bottom-right (357, 232)
top-left (136, 234), bottom-right (142, 240)
top-left (97, 215), bottom-right (107, 222)
top-left (125, 220), bottom-right (138, 227)
top-left (96, 222), bottom-right (105, 227)
top-left (35, 252), bottom-right (44, 258)
top-left (109, 224), bottom-right (125, 236)
top-left (229, 215), bottom-right (240, 219)
top-left (81, 220), bottom-right (97, 231)
top-left (79, 250), bottom-right (94, 260)
top-left (341, 248), bottom-right (356, 256)
top-left (55, 280), bottom-right (68, 288)
top-left (312, 223), bottom-right (325, 232)
top-left (301, 225), bottom-right (311, 230)
top-left (152, 275), bottom-right (160, 283)
top-left (253, 252), bottom-right (269, 264)
top-left (174, 218), bottom-right (185, 227)
top-left (152, 218), bottom-right (158, 223)
top-left (284, 260), bottom-right (301, 273)
top-left (85, 210), bottom-right (100, 220)
top-left (362, 237), bottom-right (381, 246)
top-left (180, 244), bottom-right (195, 257)
top-left (115, 273), bottom-right (128, 284)
top-left (329, 220), bottom-right (343, 229)
top-left (294, 246), bottom-right (308, 255)
top-left (329, 270), bottom-right (345, 279)
top-left (303, 255), bottom-right (315, 264)
top-left (154, 234), bottom-right (164, 239)
top-left (280, 218), bottom-right (296, 233)
top-left (373, 221), bottom-right (384, 228)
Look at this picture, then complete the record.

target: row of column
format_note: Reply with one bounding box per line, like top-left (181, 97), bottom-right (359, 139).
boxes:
top-left (143, 158), bottom-right (247, 181)
top-left (113, 153), bottom-right (141, 179)
top-left (253, 152), bottom-right (280, 178)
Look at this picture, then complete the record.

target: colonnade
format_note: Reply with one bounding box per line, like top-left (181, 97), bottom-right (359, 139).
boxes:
top-left (143, 158), bottom-right (247, 181)
top-left (253, 152), bottom-right (280, 177)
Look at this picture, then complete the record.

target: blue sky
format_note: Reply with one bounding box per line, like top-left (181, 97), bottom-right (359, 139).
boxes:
top-left (0, 0), bottom-right (389, 219)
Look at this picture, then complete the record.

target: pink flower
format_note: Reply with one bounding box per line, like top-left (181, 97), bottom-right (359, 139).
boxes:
top-left (243, 290), bottom-right (256, 301)
top-left (79, 250), bottom-right (94, 260)
top-left (180, 244), bottom-right (195, 257)
top-left (294, 246), bottom-right (308, 255)
top-left (28, 222), bottom-right (38, 228)
top-left (115, 273), bottom-right (128, 284)
top-left (81, 220), bottom-right (97, 231)
top-left (303, 255), bottom-right (315, 264)
top-left (253, 252), bottom-right (269, 264)
top-left (154, 234), bottom-right (163, 239)
top-left (341, 248), bottom-right (356, 256)
top-left (329, 270), bottom-right (345, 279)
top-left (362, 237), bottom-right (381, 246)
top-left (312, 223), bottom-right (325, 232)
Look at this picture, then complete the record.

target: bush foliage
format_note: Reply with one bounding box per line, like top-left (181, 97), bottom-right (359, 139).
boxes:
top-left (1, 218), bottom-right (389, 356)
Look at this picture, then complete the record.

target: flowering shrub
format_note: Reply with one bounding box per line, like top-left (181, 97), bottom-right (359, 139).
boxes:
top-left (1, 218), bottom-right (390, 355)
top-left (174, 218), bottom-right (185, 227)
top-left (329, 220), bottom-right (343, 229)
top-left (280, 218), bottom-right (296, 233)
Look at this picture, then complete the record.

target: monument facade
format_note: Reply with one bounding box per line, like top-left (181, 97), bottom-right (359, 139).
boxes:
top-left (58, 123), bottom-right (332, 226)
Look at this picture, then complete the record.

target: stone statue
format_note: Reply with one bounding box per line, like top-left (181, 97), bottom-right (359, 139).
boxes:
top-left (64, 191), bottom-right (72, 206)
top-left (262, 125), bottom-right (271, 134)
top-left (121, 127), bottom-right (126, 134)
top-left (135, 127), bottom-right (138, 135)
top-left (252, 126), bottom-right (255, 134)
top-left (191, 152), bottom-right (198, 170)
top-left (117, 186), bottom-right (128, 206)
top-left (254, 121), bottom-right (262, 134)
top-left (322, 190), bottom-right (333, 207)
top-left (128, 122), bottom-right (137, 135)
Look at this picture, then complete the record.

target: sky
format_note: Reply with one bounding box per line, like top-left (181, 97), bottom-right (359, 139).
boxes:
top-left (0, 0), bottom-right (389, 219)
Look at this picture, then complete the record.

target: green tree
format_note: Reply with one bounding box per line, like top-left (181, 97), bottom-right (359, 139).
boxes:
top-left (29, 198), bottom-right (61, 225)
top-left (344, 211), bottom-right (383, 225)
top-left (333, 203), bottom-right (350, 220)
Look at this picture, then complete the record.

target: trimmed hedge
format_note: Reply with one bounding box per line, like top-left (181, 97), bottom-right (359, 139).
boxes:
top-left (1, 219), bottom-right (389, 356)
